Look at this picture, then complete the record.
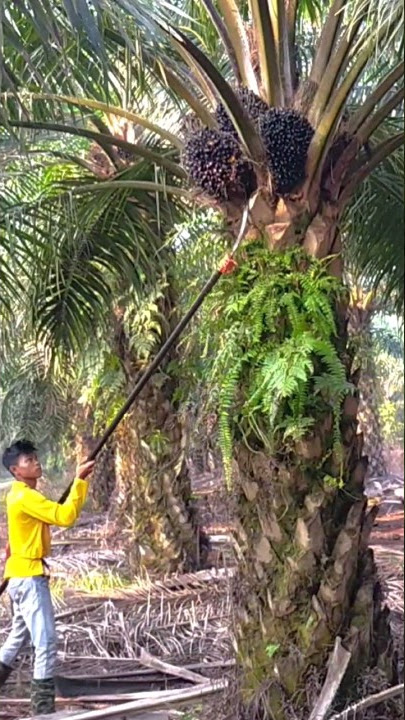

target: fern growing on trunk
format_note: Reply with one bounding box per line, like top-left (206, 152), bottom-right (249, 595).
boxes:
top-left (199, 244), bottom-right (350, 487)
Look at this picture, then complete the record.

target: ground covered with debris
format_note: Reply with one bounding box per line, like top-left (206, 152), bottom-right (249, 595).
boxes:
top-left (0, 471), bottom-right (403, 720)
top-left (0, 508), bottom-right (234, 720)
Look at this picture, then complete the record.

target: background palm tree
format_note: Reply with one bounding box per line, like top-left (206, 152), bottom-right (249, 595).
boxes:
top-left (0, 122), bottom-right (200, 570)
top-left (348, 287), bottom-right (389, 480)
top-left (1, 0), bottom-right (404, 716)
top-left (343, 147), bottom-right (403, 481)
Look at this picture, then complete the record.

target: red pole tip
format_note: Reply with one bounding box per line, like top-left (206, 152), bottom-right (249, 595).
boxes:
top-left (219, 257), bottom-right (238, 275)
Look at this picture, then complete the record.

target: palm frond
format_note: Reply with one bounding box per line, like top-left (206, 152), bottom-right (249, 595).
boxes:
top-left (340, 131), bottom-right (404, 201)
top-left (310, 0), bottom-right (347, 86)
top-left (343, 148), bottom-right (404, 312)
top-left (249, 0), bottom-right (283, 105)
top-left (200, 0), bottom-right (242, 83)
top-left (216, 0), bottom-right (259, 91)
top-left (160, 22), bottom-right (266, 164)
top-left (347, 61), bottom-right (404, 136)
top-left (1, 143), bottom-right (186, 357)
top-left (2, 93), bottom-right (183, 148)
top-left (371, 324), bottom-right (404, 358)
top-left (356, 87), bottom-right (404, 145)
top-left (0, 337), bottom-right (69, 446)
top-left (7, 120), bottom-right (186, 177)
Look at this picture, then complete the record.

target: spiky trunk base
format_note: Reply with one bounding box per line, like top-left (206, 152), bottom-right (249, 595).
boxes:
top-left (232, 432), bottom-right (396, 718)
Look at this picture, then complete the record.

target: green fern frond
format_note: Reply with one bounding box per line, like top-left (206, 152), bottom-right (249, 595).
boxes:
top-left (190, 246), bottom-right (348, 485)
top-left (218, 357), bottom-right (242, 489)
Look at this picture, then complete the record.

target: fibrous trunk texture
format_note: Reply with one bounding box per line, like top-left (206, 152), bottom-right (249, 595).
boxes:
top-left (357, 367), bottom-right (387, 479)
top-left (74, 403), bottom-right (116, 511)
top-left (348, 306), bottom-right (387, 480)
top-left (111, 383), bottom-right (199, 574)
top-left (233, 408), bottom-right (395, 719)
top-left (220, 207), bottom-right (396, 719)
top-left (108, 298), bottom-right (200, 575)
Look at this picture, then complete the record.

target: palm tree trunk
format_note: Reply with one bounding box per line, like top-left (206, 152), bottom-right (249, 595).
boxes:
top-left (233, 402), bottom-right (395, 718)
top-left (74, 403), bottom-right (116, 511)
top-left (357, 368), bottom-right (387, 479)
top-left (111, 390), bottom-right (198, 573)
top-left (348, 303), bottom-right (387, 481)
top-left (108, 302), bottom-right (199, 574)
top-left (213, 212), bottom-right (396, 718)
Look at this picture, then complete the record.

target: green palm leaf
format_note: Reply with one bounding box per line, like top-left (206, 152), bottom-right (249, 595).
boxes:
top-left (1, 141), bottom-right (186, 356)
top-left (160, 22), bottom-right (266, 163)
top-left (343, 148), bottom-right (404, 312)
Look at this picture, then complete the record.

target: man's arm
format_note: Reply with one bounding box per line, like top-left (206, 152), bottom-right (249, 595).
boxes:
top-left (20, 461), bottom-right (94, 527)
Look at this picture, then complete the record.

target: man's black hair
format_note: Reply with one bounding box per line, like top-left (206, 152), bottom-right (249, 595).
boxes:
top-left (2, 439), bottom-right (37, 473)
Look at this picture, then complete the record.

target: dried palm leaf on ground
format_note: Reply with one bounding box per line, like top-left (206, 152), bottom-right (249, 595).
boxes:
top-left (63, 568), bottom-right (235, 602)
top-left (54, 649), bottom-right (208, 696)
top-left (52, 568), bottom-right (234, 664)
top-left (1, 495), bottom-right (402, 720)
top-left (308, 637), bottom-right (352, 720)
top-left (14, 656), bottom-right (234, 684)
top-left (55, 602), bottom-right (231, 665)
top-left (50, 550), bottom-right (128, 577)
top-left (1, 566), bottom-right (234, 692)
top-left (371, 546), bottom-right (404, 614)
top-left (15, 680), bottom-right (228, 719)
top-left (30, 714), bottom-right (168, 720)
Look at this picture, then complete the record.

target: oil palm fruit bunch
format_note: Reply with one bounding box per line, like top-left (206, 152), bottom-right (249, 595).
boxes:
top-left (182, 126), bottom-right (257, 202)
top-left (215, 87), bottom-right (270, 134)
top-left (183, 88), bottom-right (314, 199)
top-left (258, 107), bottom-right (314, 195)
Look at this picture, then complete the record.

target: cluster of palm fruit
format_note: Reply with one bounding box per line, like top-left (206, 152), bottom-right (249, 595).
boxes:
top-left (182, 126), bottom-right (257, 202)
top-left (215, 87), bottom-right (270, 133)
top-left (182, 88), bottom-right (315, 202)
top-left (258, 107), bottom-right (314, 196)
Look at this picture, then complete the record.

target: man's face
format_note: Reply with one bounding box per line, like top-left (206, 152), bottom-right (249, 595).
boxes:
top-left (11, 453), bottom-right (42, 481)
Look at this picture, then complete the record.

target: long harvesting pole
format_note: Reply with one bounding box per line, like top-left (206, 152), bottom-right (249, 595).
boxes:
top-left (0, 207), bottom-right (249, 598)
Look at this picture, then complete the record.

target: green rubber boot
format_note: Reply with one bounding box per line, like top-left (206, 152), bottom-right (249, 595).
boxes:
top-left (30, 678), bottom-right (56, 714)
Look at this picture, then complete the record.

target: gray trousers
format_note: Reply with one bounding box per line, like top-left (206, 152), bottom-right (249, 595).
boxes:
top-left (0, 576), bottom-right (57, 679)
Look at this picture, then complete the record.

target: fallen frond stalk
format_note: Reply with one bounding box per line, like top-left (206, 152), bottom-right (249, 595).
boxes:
top-left (308, 637), bottom-right (352, 720)
top-left (136, 648), bottom-right (207, 684)
top-left (24, 680), bottom-right (228, 719)
top-left (329, 683), bottom-right (404, 719)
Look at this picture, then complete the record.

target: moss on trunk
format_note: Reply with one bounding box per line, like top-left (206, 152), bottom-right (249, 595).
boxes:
top-left (232, 417), bottom-right (394, 718)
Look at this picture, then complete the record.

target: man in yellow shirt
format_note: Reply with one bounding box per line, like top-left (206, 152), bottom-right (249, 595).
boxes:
top-left (0, 439), bottom-right (94, 714)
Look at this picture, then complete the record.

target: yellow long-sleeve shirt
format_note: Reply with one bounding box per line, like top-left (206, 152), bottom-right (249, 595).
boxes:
top-left (4, 477), bottom-right (88, 578)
